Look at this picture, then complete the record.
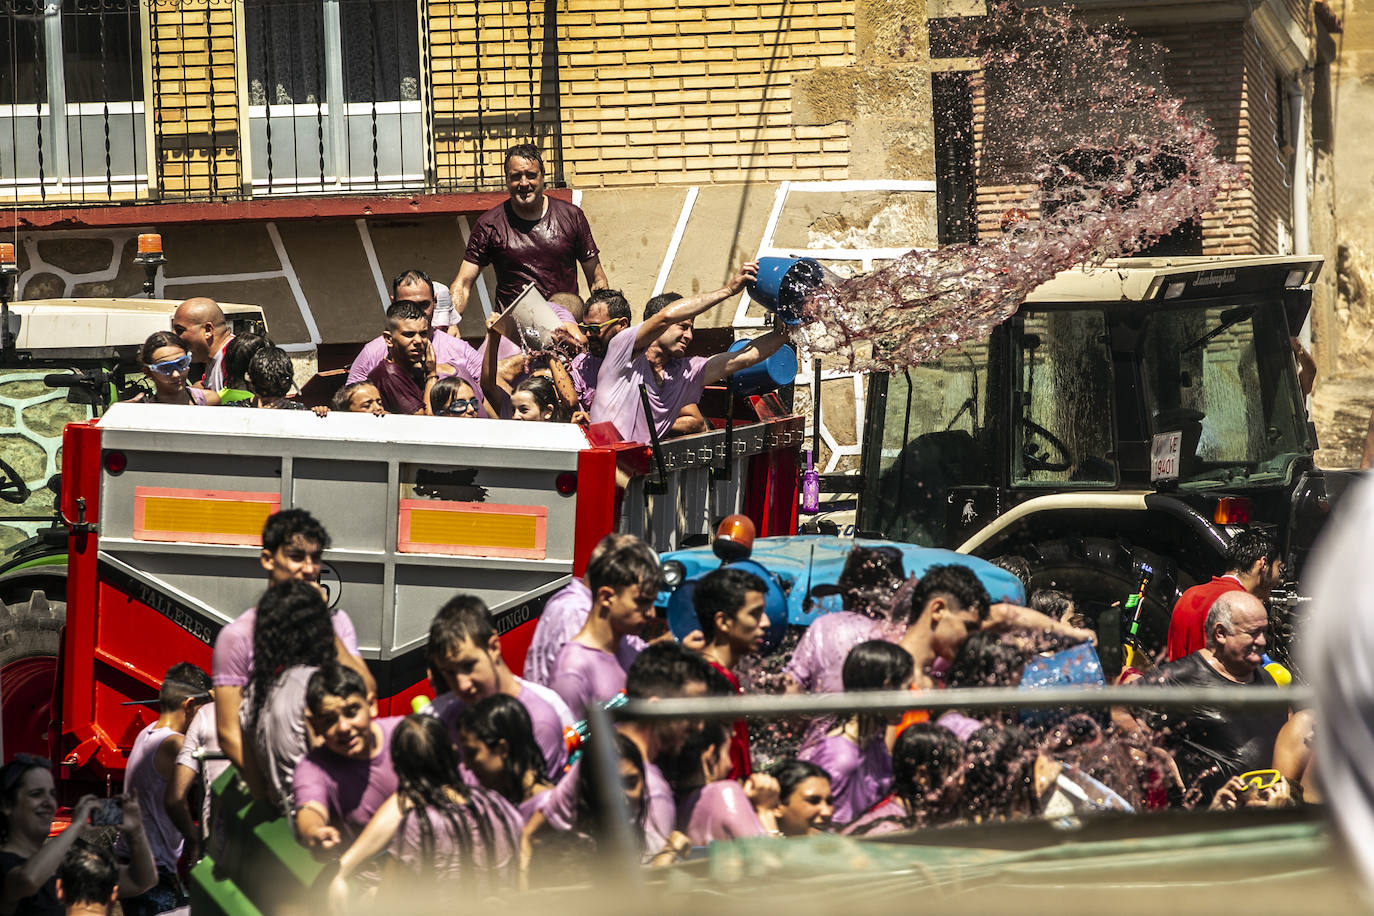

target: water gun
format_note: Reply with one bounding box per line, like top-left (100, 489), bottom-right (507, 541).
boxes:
top-left (1120, 563), bottom-right (1154, 671)
top-left (562, 691), bottom-right (629, 769)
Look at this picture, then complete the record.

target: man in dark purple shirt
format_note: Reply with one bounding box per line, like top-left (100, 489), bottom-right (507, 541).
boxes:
top-left (450, 143), bottom-right (608, 325)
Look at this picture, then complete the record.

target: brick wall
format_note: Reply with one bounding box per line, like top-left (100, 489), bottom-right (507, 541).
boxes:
top-left (146, 0), bottom-right (242, 198)
top-left (553, 0), bottom-right (856, 187)
top-left (971, 18), bottom-right (1293, 257)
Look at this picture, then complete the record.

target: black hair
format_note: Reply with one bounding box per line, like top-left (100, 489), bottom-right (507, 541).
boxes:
top-left (223, 332), bottom-right (271, 390)
top-left (962, 723), bottom-right (1038, 823)
top-left (0, 755), bottom-right (51, 843)
top-left (625, 640), bottom-right (714, 700)
top-left (261, 508), bottom-right (330, 554)
top-left (989, 555), bottom-right (1031, 589)
top-left (426, 594), bottom-right (495, 669)
top-left (429, 376), bottom-right (477, 416)
top-left (159, 661), bottom-right (211, 712)
top-left (574, 731), bottom-right (646, 839)
top-left (1223, 529), bottom-right (1279, 574)
top-left (513, 375), bottom-right (571, 422)
top-left (504, 142), bottom-right (544, 174)
top-left (56, 843), bottom-right (118, 907)
top-left (909, 564), bottom-right (992, 623)
top-left (247, 580), bottom-right (338, 740)
top-left (769, 758), bottom-right (832, 805)
top-left (585, 288), bottom-right (631, 322)
top-left (458, 694), bottom-right (550, 805)
top-left (331, 381), bottom-right (380, 413)
top-left (667, 719), bottom-right (731, 792)
top-left (643, 292), bottom-right (683, 320)
top-left (1029, 588), bottom-right (1075, 624)
top-left (841, 640), bottom-right (914, 693)
top-left (842, 640), bottom-right (914, 743)
top-left (391, 714), bottom-right (518, 882)
top-left (692, 566), bottom-right (767, 639)
top-left (305, 664), bottom-right (369, 717)
top-left (140, 330), bottom-right (187, 365)
top-left (385, 299), bottom-right (429, 330)
top-left (246, 346), bottom-right (295, 399)
top-left (884, 723), bottom-right (964, 830)
top-left (585, 536), bottom-right (662, 598)
top-left (946, 629), bottom-right (1031, 690)
top-left (392, 268), bottom-right (435, 301)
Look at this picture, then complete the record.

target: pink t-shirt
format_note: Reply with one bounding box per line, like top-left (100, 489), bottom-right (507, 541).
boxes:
top-left (523, 580), bottom-right (647, 688)
top-left (798, 733), bottom-right (893, 827)
top-left (548, 642), bottom-right (636, 720)
top-left (588, 322), bottom-right (710, 444)
top-left (569, 351), bottom-right (602, 411)
top-left (785, 612), bottom-right (884, 695)
top-left (536, 755), bottom-right (674, 858)
top-left (115, 723), bottom-right (182, 873)
top-left (390, 788), bottom-right (523, 890)
top-left (840, 796), bottom-right (907, 836)
top-left (424, 682), bottom-right (571, 779)
top-left (292, 716), bottom-right (402, 840)
top-left (211, 606), bottom-right (360, 689)
top-left (678, 780), bottom-right (765, 847)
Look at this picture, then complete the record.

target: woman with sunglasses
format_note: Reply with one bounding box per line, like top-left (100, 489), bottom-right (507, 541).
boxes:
top-left (1, 755), bottom-right (157, 916)
top-left (428, 377), bottom-right (492, 419)
top-left (134, 331), bottom-right (214, 405)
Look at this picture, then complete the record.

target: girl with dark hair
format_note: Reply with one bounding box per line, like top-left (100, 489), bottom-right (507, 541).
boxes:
top-left (767, 759), bottom-right (834, 837)
top-left (133, 331), bottom-right (213, 405)
top-left (240, 580), bottom-right (337, 812)
top-left (843, 723), bottom-right (965, 836)
top-left (961, 724), bottom-right (1040, 824)
top-left (428, 376), bottom-right (492, 419)
top-left (670, 722), bottom-right (779, 847)
top-left (230, 347), bottom-right (310, 410)
top-left (457, 695), bottom-right (554, 821)
top-left (510, 375), bottom-right (570, 423)
top-left (328, 715), bottom-right (521, 906)
top-left (218, 332), bottom-right (271, 405)
top-left (797, 640), bottom-right (914, 826)
top-left (0, 757), bottom-right (157, 916)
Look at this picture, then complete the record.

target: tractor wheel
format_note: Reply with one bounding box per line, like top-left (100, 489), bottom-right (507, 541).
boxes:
top-left (1019, 537), bottom-right (1193, 677)
top-left (0, 590), bottom-right (66, 760)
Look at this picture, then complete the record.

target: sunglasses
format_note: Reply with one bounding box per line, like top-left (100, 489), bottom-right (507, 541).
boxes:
top-left (1238, 768), bottom-right (1282, 791)
top-left (147, 354), bottom-right (192, 376)
top-left (577, 317), bottom-right (623, 336)
top-left (441, 397), bottom-right (481, 415)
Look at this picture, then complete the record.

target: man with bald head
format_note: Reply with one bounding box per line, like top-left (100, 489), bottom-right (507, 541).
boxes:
top-left (1150, 590), bottom-right (1289, 799)
top-left (172, 297), bottom-right (234, 390)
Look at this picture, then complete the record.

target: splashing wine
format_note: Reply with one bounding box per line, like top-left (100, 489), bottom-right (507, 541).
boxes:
top-left (796, 1), bottom-right (1245, 371)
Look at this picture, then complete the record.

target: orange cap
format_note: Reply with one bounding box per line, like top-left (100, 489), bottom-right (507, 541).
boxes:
top-left (713, 514), bottom-right (756, 561)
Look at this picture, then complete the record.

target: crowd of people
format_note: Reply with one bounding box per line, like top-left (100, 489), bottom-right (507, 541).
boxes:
top-left (0, 504), bottom-right (1317, 914)
top-left (126, 142), bottom-right (788, 445)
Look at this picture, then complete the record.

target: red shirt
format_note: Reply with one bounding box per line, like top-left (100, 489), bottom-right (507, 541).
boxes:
top-left (705, 660), bottom-right (752, 779)
top-left (1166, 576), bottom-right (1245, 661)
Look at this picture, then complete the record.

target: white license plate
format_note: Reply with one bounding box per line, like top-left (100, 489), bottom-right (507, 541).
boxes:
top-left (1151, 430), bottom-right (1182, 482)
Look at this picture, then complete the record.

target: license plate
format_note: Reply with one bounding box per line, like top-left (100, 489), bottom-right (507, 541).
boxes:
top-left (1150, 431), bottom-right (1182, 482)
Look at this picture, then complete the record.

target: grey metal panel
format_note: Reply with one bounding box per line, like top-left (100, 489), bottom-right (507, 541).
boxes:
top-left (293, 458), bottom-right (390, 553)
top-left (100, 452), bottom-right (284, 541)
top-left (105, 548), bottom-right (270, 629)
top-left (327, 560), bottom-right (386, 656)
top-left (390, 564), bottom-right (568, 657)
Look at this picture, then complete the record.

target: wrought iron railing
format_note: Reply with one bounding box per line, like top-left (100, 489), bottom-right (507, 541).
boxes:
top-left (0, 0), bottom-right (562, 206)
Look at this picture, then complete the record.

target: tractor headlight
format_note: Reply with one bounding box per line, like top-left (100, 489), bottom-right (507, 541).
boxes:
top-left (661, 560), bottom-right (686, 589)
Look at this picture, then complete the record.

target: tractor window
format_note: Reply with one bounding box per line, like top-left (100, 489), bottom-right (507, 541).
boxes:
top-left (1140, 300), bottom-right (1308, 488)
top-left (1011, 311), bottom-right (1117, 487)
top-left (868, 342), bottom-right (990, 546)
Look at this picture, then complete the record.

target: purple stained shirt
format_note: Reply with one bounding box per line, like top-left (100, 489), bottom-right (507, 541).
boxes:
top-left (798, 733), bottom-right (893, 827)
top-left (569, 351), bottom-right (602, 411)
top-left (115, 724), bottom-right (183, 873)
top-left (390, 788), bottom-right (523, 889)
top-left (548, 641), bottom-right (636, 720)
top-left (588, 322), bottom-right (710, 444)
top-left (423, 682), bottom-right (570, 779)
top-left (536, 756), bottom-right (674, 859)
top-left (292, 716), bottom-right (402, 841)
top-left (785, 612), bottom-right (884, 695)
top-left (211, 606), bottom-right (360, 689)
top-left (678, 780), bottom-right (765, 847)
top-left (346, 329), bottom-right (482, 385)
top-left (463, 197), bottom-right (599, 311)
top-left (840, 796), bottom-right (906, 837)
top-left (523, 580), bottom-right (647, 688)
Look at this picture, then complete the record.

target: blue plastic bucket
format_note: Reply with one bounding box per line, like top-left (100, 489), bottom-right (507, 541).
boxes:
top-left (749, 257), bottom-right (824, 325)
top-left (727, 339), bottom-right (798, 395)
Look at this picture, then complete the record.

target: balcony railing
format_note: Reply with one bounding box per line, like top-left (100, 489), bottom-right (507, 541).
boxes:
top-left (0, 0), bottom-right (563, 207)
